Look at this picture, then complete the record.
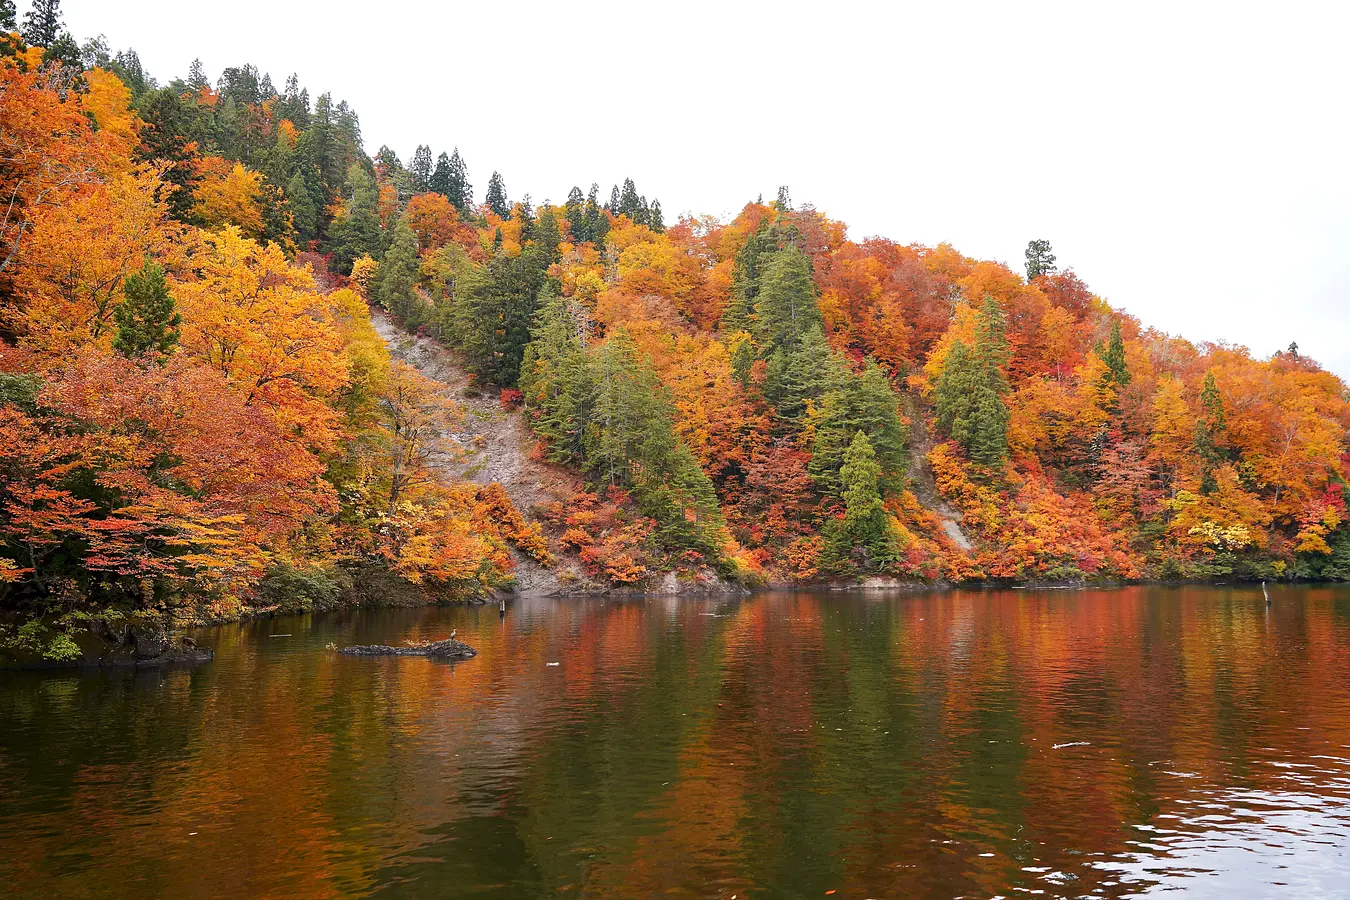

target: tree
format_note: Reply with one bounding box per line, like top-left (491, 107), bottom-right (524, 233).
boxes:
top-left (187, 58), bottom-right (210, 91)
top-left (936, 297), bottom-right (1010, 468)
top-left (429, 151), bottom-right (452, 197)
top-left (285, 170), bottom-right (318, 242)
top-left (1098, 319), bottom-right (1130, 388)
top-left (485, 171), bottom-right (509, 218)
top-left (822, 432), bottom-right (903, 572)
top-left (0, 1), bottom-right (15, 30)
top-left (21, 0), bottom-right (60, 47)
top-left (618, 178), bottom-right (642, 219)
top-left (193, 159), bottom-right (265, 237)
top-left (405, 192), bottom-right (461, 252)
top-left (112, 261), bottom-right (180, 360)
top-left (327, 164), bottom-right (383, 274)
top-left (754, 244), bottom-right (821, 351)
top-left (1194, 370), bottom-right (1228, 494)
top-left (445, 148), bottom-right (471, 213)
top-left (650, 199), bottom-right (665, 233)
top-left (373, 216), bottom-right (423, 325)
top-left (409, 144), bottom-right (433, 193)
top-left (520, 291), bottom-right (593, 462)
top-left (135, 89), bottom-right (205, 222)
top-left (1025, 239), bottom-right (1056, 280)
top-left (810, 357), bottom-right (907, 496)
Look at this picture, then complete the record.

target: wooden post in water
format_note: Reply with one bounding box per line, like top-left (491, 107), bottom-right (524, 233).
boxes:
top-left (1263, 581), bottom-right (1271, 606)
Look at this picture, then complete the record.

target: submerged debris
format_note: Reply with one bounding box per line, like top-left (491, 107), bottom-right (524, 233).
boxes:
top-left (338, 638), bottom-right (477, 659)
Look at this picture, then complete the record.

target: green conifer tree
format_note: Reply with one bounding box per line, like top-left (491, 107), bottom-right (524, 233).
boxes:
top-left (485, 171), bottom-right (509, 218)
top-left (373, 217), bottom-right (422, 324)
top-left (21, 0), bottom-right (60, 47)
top-left (810, 358), bottom-right (908, 496)
top-left (1194, 370), bottom-right (1228, 494)
top-left (1099, 319), bottom-right (1131, 387)
top-left (327, 164), bottom-right (383, 274)
top-left (1025, 239), bottom-right (1056, 280)
top-left (409, 144), bottom-right (433, 193)
top-left (286, 170), bottom-right (318, 243)
top-left (429, 152), bottom-right (452, 197)
top-left (112, 262), bottom-right (180, 360)
top-left (446, 148), bottom-right (472, 213)
top-left (822, 432), bottom-right (904, 573)
top-left (753, 244), bottom-right (822, 352)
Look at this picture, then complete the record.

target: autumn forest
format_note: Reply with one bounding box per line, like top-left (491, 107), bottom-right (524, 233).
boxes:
top-left (2, 1), bottom-right (1348, 661)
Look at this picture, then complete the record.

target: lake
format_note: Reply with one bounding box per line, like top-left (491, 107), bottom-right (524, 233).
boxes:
top-left (1, 586), bottom-right (1348, 899)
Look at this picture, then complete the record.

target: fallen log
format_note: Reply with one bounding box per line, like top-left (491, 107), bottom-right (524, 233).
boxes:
top-left (337, 638), bottom-right (477, 659)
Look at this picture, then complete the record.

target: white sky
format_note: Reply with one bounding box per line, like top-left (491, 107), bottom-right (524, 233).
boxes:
top-left (51, 0), bottom-right (1350, 377)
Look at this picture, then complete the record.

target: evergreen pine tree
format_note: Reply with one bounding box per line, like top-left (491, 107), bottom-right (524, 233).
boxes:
top-left (774, 185), bottom-right (793, 211)
top-left (935, 297), bottom-right (1011, 468)
top-left (112, 262), bottom-right (180, 360)
top-left (935, 339), bottom-right (975, 438)
top-left (327, 164), bottom-right (383, 274)
top-left (753, 244), bottom-right (822, 352)
top-left (968, 296), bottom-right (1011, 467)
top-left (618, 178), bottom-right (641, 219)
top-left (485, 171), bottom-right (509, 218)
top-left (586, 184), bottom-right (608, 247)
top-left (533, 206), bottom-right (561, 261)
top-left (373, 217), bottom-right (422, 324)
top-left (520, 291), bottom-right (593, 462)
top-left (1099, 319), bottom-right (1131, 387)
top-left (286, 170), bottom-right (318, 242)
top-left (446, 148), bottom-right (472, 213)
top-left (136, 89), bottom-right (204, 222)
top-left (429, 152), bottom-right (452, 197)
top-left (608, 184), bottom-right (620, 212)
top-left (650, 199), bottom-right (665, 233)
top-left (409, 144), bottom-right (433, 193)
top-left (21, 0), bottom-right (60, 46)
top-left (762, 327), bottom-right (836, 423)
top-left (565, 186), bottom-right (586, 241)
top-left (1025, 239), bottom-right (1056, 280)
top-left (1194, 370), bottom-right (1228, 494)
top-left (810, 358), bottom-right (907, 497)
top-left (187, 58), bottom-right (209, 91)
top-left (822, 432), bottom-right (904, 573)
top-left (0, 0), bottom-right (15, 30)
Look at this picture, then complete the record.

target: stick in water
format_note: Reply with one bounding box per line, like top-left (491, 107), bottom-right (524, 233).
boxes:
top-left (1262, 581), bottom-right (1271, 606)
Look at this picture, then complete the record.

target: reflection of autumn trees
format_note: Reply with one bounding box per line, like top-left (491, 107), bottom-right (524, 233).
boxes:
top-left (2, 588), bottom-right (1350, 897)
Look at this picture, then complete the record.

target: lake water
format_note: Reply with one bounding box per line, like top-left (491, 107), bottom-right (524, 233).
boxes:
top-left (1, 586), bottom-right (1349, 899)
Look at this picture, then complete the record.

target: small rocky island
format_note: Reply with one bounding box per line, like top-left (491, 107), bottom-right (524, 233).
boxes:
top-left (338, 638), bottom-right (477, 659)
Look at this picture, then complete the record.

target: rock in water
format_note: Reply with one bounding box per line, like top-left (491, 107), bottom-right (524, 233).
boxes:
top-left (338, 638), bottom-right (477, 659)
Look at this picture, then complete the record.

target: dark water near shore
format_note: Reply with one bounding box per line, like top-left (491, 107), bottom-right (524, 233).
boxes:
top-left (2, 586), bottom-right (1349, 899)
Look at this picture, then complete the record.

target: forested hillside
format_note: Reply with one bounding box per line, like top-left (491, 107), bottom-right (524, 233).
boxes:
top-left (2, 2), bottom-right (1348, 657)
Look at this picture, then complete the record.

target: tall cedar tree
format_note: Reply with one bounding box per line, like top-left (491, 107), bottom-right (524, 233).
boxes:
top-left (409, 145), bottom-right (433, 193)
top-left (485, 171), bottom-right (509, 218)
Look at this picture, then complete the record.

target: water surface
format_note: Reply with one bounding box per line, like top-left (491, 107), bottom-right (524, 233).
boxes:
top-left (2, 586), bottom-right (1349, 898)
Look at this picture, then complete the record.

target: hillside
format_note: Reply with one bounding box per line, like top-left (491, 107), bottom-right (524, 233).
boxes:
top-left (2, 7), bottom-right (1349, 657)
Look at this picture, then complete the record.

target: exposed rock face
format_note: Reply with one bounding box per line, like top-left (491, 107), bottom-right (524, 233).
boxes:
top-left (338, 638), bottom-right (477, 659)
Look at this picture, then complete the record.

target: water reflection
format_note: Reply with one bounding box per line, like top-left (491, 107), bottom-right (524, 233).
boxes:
top-left (1, 586), bottom-right (1348, 899)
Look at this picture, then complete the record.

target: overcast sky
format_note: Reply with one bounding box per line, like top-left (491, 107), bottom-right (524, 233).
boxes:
top-left (52, 0), bottom-right (1350, 377)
